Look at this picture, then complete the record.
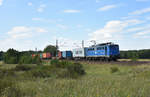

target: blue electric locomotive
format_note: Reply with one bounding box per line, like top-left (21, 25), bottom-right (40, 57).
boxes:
top-left (86, 42), bottom-right (119, 61)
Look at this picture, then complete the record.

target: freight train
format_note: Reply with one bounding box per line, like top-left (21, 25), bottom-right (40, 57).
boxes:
top-left (32, 42), bottom-right (120, 61)
top-left (58, 42), bottom-right (120, 61)
top-left (32, 53), bottom-right (52, 59)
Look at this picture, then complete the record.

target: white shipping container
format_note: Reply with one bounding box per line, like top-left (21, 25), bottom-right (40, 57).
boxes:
top-left (72, 48), bottom-right (87, 58)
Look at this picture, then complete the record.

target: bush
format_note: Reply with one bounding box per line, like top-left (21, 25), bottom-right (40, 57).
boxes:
top-left (67, 63), bottom-right (85, 75)
top-left (60, 60), bottom-right (70, 68)
top-left (6, 57), bottom-right (18, 64)
top-left (14, 60), bottom-right (85, 79)
top-left (19, 55), bottom-right (42, 65)
top-left (110, 67), bottom-right (119, 73)
top-left (32, 55), bottom-right (42, 65)
top-left (19, 55), bottom-right (32, 65)
top-left (4, 49), bottom-right (19, 64)
top-left (24, 66), bottom-right (52, 78)
top-left (50, 59), bottom-right (61, 67)
top-left (15, 65), bottom-right (34, 71)
top-left (131, 57), bottom-right (138, 61)
top-left (53, 61), bottom-right (86, 78)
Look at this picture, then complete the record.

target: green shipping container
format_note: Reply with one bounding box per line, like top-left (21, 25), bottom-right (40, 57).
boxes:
top-left (40, 53), bottom-right (43, 59)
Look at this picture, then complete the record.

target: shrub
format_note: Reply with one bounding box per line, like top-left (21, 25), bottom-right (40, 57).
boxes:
top-left (55, 62), bottom-right (86, 78)
top-left (24, 66), bottom-right (52, 78)
top-left (67, 63), bottom-right (85, 75)
top-left (32, 55), bottom-right (42, 65)
top-left (19, 55), bottom-right (32, 65)
top-left (4, 49), bottom-right (19, 64)
top-left (15, 65), bottom-right (34, 71)
top-left (59, 60), bottom-right (70, 68)
top-left (16, 60), bottom-right (86, 79)
top-left (6, 57), bottom-right (18, 64)
top-left (19, 54), bottom-right (42, 65)
top-left (110, 67), bottom-right (119, 73)
top-left (131, 57), bottom-right (138, 61)
top-left (66, 62), bottom-right (85, 78)
top-left (50, 59), bottom-right (61, 67)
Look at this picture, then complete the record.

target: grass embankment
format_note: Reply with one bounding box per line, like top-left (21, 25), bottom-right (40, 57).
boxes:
top-left (119, 59), bottom-right (150, 62)
top-left (0, 61), bottom-right (150, 97)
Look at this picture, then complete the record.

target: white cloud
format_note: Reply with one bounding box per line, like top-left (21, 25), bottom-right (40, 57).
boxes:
top-left (146, 16), bottom-right (150, 20)
top-left (129, 7), bottom-right (150, 15)
top-left (89, 21), bottom-right (125, 42)
top-left (98, 5), bottom-right (117, 11)
top-left (28, 2), bottom-right (32, 6)
top-left (0, 0), bottom-right (3, 6)
top-left (126, 25), bottom-right (150, 32)
top-left (124, 19), bottom-right (144, 25)
top-left (89, 19), bottom-right (143, 42)
top-left (131, 25), bottom-right (150, 38)
top-left (37, 4), bottom-right (46, 12)
top-left (63, 10), bottom-right (80, 13)
top-left (7, 26), bottom-right (48, 39)
top-left (134, 29), bottom-right (150, 38)
top-left (0, 26), bottom-right (48, 51)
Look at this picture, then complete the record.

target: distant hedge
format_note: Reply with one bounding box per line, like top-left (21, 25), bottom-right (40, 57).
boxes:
top-left (3, 48), bottom-right (42, 65)
top-left (120, 49), bottom-right (150, 59)
top-left (19, 55), bottom-right (42, 65)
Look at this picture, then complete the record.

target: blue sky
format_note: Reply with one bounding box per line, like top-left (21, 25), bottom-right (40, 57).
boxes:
top-left (0, 0), bottom-right (150, 51)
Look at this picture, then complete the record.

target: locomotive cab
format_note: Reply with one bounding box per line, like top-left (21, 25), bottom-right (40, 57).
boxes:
top-left (109, 44), bottom-right (120, 60)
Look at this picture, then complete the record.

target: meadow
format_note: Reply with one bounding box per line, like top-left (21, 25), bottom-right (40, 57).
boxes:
top-left (0, 61), bottom-right (150, 97)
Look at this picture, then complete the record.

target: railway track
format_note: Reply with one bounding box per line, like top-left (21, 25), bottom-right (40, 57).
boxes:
top-left (73, 60), bottom-right (150, 66)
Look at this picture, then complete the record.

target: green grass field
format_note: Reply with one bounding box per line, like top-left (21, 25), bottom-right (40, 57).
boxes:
top-left (0, 61), bottom-right (150, 97)
top-left (119, 59), bottom-right (150, 62)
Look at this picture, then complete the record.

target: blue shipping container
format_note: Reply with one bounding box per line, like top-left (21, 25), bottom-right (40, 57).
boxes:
top-left (62, 51), bottom-right (72, 58)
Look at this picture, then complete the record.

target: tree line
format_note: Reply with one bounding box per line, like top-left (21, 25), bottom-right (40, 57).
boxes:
top-left (0, 47), bottom-right (150, 63)
top-left (120, 49), bottom-right (150, 59)
top-left (0, 45), bottom-right (58, 64)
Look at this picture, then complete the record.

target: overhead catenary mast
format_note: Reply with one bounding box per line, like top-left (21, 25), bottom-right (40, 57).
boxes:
top-left (56, 39), bottom-right (58, 57)
top-left (82, 40), bottom-right (84, 48)
top-left (90, 40), bottom-right (96, 46)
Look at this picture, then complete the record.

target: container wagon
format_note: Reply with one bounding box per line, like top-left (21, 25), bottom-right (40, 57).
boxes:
top-left (72, 48), bottom-right (87, 60)
top-left (62, 51), bottom-right (72, 59)
top-left (58, 51), bottom-right (62, 59)
top-left (42, 53), bottom-right (52, 59)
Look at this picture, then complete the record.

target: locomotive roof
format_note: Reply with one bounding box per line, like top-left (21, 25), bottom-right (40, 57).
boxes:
top-left (90, 42), bottom-right (118, 47)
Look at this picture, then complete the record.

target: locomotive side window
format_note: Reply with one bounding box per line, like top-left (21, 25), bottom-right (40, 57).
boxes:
top-left (88, 48), bottom-right (94, 51)
top-left (97, 47), bottom-right (104, 50)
